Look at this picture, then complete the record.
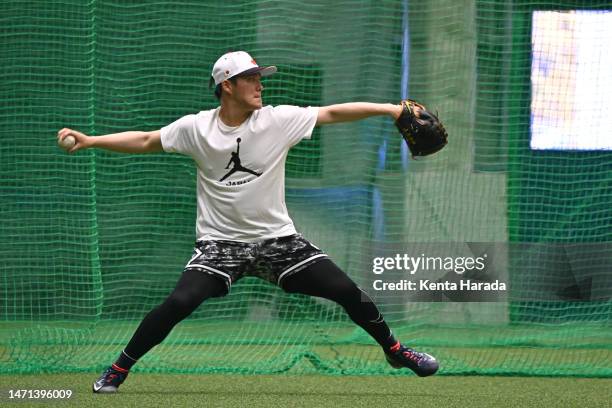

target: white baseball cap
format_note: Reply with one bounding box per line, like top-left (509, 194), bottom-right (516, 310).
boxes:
top-left (210, 51), bottom-right (277, 87)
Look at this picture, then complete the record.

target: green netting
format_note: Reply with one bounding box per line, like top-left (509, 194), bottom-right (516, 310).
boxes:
top-left (1, 0), bottom-right (610, 377)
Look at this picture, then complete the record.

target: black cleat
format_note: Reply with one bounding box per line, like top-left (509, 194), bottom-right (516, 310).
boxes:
top-left (92, 365), bottom-right (129, 393)
top-left (385, 342), bottom-right (439, 377)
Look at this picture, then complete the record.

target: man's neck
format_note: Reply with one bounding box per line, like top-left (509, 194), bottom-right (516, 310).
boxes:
top-left (219, 102), bottom-right (252, 127)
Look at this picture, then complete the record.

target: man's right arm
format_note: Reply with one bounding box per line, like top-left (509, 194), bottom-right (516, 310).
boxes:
top-left (56, 128), bottom-right (163, 154)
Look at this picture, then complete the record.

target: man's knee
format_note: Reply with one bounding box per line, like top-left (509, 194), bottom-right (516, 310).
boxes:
top-left (332, 280), bottom-right (363, 304)
top-left (163, 289), bottom-right (205, 317)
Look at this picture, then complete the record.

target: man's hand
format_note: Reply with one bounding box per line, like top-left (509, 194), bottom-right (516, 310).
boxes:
top-left (57, 128), bottom-right (92, 154)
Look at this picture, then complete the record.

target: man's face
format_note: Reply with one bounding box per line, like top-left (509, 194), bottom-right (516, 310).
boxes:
top-left (228, 73), bottom-right (263, 110)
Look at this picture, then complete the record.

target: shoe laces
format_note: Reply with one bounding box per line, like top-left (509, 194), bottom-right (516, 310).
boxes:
top-left (399, 346), bottom-right (424, 363)
top-left (103, 367), bottom-right (124, 382)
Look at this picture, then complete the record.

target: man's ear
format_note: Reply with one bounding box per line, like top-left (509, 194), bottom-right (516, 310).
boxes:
top-left (222, 80), bottom-right (233, 96)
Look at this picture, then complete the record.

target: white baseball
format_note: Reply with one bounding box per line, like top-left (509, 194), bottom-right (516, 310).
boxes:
top-left (59, 135), bottom-right (76, 150)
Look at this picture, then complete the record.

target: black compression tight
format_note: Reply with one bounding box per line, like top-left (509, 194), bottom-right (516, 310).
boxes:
top-left (281, 259), bottom-right (396, 349)
top-left (122, 269), bottom-right (226, 362)
top-left (121, 259), bottom-right (395, 366)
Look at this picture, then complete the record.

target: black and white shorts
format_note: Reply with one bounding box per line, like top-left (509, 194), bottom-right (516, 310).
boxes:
top-left (184, 234), bottom-right (328, 294)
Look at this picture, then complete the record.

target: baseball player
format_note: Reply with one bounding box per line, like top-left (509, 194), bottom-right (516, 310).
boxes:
top-left (58, 51), bottom-right (444, 393)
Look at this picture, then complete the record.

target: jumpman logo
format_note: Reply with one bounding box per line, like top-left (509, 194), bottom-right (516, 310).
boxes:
top-left (219, 137), bottom-right (262, 182)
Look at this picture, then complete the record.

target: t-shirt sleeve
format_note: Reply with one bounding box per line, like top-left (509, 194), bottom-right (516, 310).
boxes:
top-left (272, 105), bottom-right (319, 147)
top-left (160, 114), bottom-right (198, 155)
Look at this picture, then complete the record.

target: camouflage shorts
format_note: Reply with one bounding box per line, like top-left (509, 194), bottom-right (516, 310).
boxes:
top-left (184, 234), bottom-right (328, 293)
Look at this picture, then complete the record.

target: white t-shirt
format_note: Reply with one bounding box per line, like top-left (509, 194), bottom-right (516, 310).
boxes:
top-left (160, 105), bottom-right (319, 242)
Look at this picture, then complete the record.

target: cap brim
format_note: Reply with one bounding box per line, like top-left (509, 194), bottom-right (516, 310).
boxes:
top-left (235, 66), bottom-right (277, 78)
top-left (209, 66), bottom-right (277, 88)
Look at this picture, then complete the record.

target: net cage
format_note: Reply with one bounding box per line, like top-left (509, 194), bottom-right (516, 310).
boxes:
top-left (0, 0), bottom-right (610, 376)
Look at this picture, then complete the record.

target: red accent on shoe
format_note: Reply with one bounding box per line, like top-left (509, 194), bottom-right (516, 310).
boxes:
top-left (403, 350), bottom-right (418, 362)
top-left (111, 364), bottom-right (129, 373)
top-left (389, 341), bottom-right (401, 353)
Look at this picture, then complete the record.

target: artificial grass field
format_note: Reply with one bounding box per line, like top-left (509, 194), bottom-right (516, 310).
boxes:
top-left (1, 373), bottom-right (610, 408)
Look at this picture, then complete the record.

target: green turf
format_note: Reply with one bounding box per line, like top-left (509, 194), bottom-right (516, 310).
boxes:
top-left (1, 374), bottom-right (610, 408)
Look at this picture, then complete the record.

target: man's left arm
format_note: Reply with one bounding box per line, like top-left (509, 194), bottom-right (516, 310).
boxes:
top-left (316, 103), bottom-right (403, 126)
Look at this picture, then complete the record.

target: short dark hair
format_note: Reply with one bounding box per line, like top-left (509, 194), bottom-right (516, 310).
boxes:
top-left (214, 77), bottom-right (238, 100)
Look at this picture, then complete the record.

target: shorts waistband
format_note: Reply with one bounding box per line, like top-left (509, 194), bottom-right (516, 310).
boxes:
top-left (196, 233), bottom-right (301, 247)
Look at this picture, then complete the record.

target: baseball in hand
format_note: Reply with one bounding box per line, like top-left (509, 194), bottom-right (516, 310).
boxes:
top-left (58, 135), bottom-right (76, 150)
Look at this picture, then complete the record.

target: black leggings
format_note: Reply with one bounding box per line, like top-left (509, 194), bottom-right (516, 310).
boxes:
top-left (281, 259), bottom-right (394, 348)
top-left (124, 259), bottom-right (393, 361)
